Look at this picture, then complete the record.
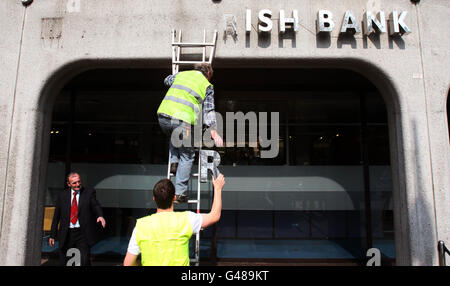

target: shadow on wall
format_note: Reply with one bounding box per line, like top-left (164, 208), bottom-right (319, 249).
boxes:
top-left (278, 30), bottom-right (296, 48)
top-left (316, 21), bottom-right (405, 50)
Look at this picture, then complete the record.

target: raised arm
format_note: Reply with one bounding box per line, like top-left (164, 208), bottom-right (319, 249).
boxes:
top-left (203, 86), bottom-right (223, 147)
top-left (201, 174), bottom-right (225, 228)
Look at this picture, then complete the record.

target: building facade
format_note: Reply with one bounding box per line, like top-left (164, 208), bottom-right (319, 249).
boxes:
top-left (0, 0), bottom-right (449, 265)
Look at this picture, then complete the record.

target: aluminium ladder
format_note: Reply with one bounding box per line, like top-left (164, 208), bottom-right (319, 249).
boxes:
top-left (167, 29), bottom-right (218, 266)
top-left (171, 29), bottom-right (218, 75)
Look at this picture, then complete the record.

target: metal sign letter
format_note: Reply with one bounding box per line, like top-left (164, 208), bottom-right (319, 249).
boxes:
top-left (340, 11), bottom-right (361, 34)
top-left (317, 10), bottom-right (335, 33)
top-left (389, 11), bottom-right (411, 35)
top-left (363, 11), bottom-right (386, 35)
top-left (200, 150), bottom-right (221, 183)
top-left (279, 10), bottom-right (299, 33)
top-left (258, 9), bottom-right (273, 32)
top-left (246, 9), bottom-right (252, 33)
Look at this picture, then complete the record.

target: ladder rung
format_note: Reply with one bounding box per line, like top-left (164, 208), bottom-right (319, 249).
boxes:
top-left (172, 42), bottom-right (215, 47)
top-left (190, 258), bottom-right (199, 263)
top-left (173, 61), bottom-right (212, 65)
top-left (170, 173), bottom-right (198, 178)
top-left (170, 173), bottom-right (198, 177)
top-left (188, 200), bottom-right (198, 204)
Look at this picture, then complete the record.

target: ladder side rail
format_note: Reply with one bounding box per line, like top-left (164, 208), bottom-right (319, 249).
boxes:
top-left (171, 29), bottom-right (178, 75)
top-left (167, 150), bottom-right (172, 179)
top-left (195, 146), bottom-right (202, 265)
top-left (202, 29), bottom-right (206, 63)
top-left (208, 30), bottom-right (218, 64)
top-left (173, 30), bottom-right (182, 74)
top-left (176, 30), bottom-right (182, 74)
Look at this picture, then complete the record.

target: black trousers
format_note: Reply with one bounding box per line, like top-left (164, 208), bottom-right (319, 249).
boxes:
top-left (59, 228), bottom-right (91, 266)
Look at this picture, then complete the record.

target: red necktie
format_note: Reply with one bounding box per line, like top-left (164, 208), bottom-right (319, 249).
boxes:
top-left (70, 191), bottom-right (78, 225)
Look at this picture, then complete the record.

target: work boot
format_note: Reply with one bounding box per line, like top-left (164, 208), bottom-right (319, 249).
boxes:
top-left (170, 162), bottom-right (178, 175)
top-left (174, 194), bottom-right (189, 204)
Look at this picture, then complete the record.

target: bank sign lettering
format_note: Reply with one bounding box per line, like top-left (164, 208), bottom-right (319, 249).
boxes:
top-left (244, 9), bottom-right (410, 36)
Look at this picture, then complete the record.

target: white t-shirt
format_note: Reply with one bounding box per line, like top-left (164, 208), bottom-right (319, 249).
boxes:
top-left (127, 211), bottom-right (203, 255)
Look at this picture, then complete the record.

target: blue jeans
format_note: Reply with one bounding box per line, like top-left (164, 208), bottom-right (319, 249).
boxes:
top-left (158, 115), bottom-right (195, 196)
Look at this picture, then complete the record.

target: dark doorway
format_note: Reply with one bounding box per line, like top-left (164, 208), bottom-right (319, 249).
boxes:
top-left (41, 68), bottom-right (395, 266)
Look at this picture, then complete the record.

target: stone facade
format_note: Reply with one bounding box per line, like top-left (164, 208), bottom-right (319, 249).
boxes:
top-left (0, 0), bottom-right (448, 265)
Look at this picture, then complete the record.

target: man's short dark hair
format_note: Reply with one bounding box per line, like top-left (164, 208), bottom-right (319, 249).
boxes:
top-left (194, 63), bottom-right (213, 78)
top-left (153, 179), bottom-right (175, 209)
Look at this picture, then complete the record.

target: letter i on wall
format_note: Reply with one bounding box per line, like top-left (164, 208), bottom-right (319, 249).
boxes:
top-left (246, 9), bottom-right (252, 33)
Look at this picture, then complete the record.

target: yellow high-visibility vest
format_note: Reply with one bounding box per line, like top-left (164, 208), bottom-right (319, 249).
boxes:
top-left (135, 211), bottom-right (193, 266)
top-left (157, 70), bottom-right (212, 125)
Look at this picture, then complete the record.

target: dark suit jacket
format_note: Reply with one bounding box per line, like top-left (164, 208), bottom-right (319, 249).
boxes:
top-left (50, 186), bottom-right (104, 248)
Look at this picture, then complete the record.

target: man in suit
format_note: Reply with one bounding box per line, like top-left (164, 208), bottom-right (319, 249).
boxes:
top-left (49, 172), bottom-right (106, 266)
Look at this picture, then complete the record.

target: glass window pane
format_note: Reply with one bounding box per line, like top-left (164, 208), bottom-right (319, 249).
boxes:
top-left (70, 124), bottom-right (166, 164)
top-left (43, 68), bottom-right (394, 265)
top-left (288, 93), bottom-right (361, 124)
top-left (48, 124), bottom-right (68, 163)
top-left (288, 126), bottom-right (361, 165)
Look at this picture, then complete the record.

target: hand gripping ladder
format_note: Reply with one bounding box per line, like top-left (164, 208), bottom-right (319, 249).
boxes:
top-left (167, 29), bottom-right (218, 266)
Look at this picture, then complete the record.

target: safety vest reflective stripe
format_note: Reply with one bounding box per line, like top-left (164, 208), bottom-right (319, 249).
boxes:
top-left (164, 95), bottom-right (200, 114)
top-left (171, 84), bottom-right (204, 104)
top-left (157, 70), bottom-right (211, 125)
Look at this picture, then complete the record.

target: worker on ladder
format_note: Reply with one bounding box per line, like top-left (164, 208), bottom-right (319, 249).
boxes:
top-left (157, 63), bottom-right (223, 204)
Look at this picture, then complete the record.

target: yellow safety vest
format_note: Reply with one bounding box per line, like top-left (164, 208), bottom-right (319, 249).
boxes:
top-left (157, 70), bottom-right (212, 125)
top-left (135, 211), bottom-right (193, 266)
